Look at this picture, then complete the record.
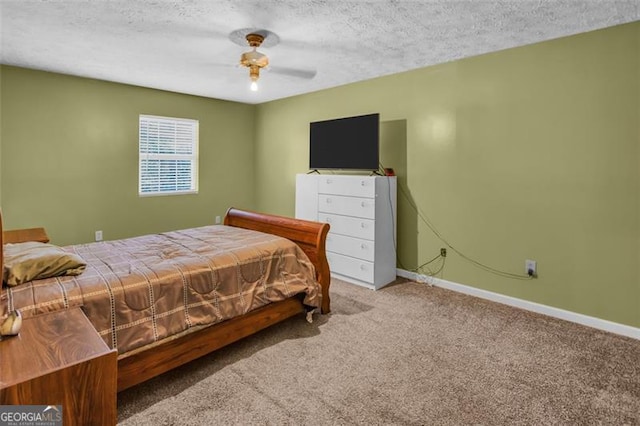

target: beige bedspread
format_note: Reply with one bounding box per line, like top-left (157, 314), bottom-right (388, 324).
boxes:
top-left (1, 225), bottom-right (321, 354)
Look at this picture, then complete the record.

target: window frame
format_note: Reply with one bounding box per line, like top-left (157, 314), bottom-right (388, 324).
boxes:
top-left (138, 114), bottom-right (199, 197)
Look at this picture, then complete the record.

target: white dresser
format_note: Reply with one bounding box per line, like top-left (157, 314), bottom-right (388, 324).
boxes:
top-left (295, 174), bottom-right (397, 290)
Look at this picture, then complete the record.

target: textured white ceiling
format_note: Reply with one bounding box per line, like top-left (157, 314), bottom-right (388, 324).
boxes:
top-left (1, 1), bottom-right (638, 104)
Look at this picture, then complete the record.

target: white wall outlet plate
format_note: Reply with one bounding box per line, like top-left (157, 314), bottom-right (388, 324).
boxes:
top-left (95, 230), bottom-right (103, 242)
top-left (215, 216), bottom-right (221, 224)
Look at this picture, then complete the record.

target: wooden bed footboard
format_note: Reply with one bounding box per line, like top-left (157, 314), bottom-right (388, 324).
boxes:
top-left (224, 207), bottom-right (331, 314)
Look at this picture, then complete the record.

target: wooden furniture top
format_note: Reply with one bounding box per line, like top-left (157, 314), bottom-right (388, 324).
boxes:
top-left (0, 308), bottom-right (116, 389)
top-left (3, 227), bottom-right (50, 244)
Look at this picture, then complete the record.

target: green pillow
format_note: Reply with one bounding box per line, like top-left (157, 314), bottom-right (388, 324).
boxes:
top-left (3, 242), bottom-right (86, 286)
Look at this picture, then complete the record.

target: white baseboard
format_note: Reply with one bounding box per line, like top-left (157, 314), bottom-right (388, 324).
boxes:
top-left (396, 269), bottom-right (640, 341)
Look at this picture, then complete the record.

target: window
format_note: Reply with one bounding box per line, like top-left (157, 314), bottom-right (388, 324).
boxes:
top-left (139, 115), bottom-right (198, 196)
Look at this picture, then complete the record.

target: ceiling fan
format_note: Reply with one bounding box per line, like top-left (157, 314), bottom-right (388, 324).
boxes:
top-left (233, 29), bottom-right (317, 91)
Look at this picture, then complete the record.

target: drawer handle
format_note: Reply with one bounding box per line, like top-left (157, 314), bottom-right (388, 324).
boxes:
top-left (326, 179), bottom-right (332, 184)
top-left (361, 201), bottom-right (366, 207)
top-left (360, 264), bottom-right (366, 271)
top-left (360, 181), bottom-right (365, 186)
top-left (361, 243), bottom-right (367, 250)
top-left (326, 198), bottom-right (332, 204)
top-left (360, 222), bottom-right (366, 228)
top-left (326, 217), bottom-right (332, 223)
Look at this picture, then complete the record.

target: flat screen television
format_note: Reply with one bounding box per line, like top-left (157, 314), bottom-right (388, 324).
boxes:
top-left (309, 113), bottom-right (379, 171)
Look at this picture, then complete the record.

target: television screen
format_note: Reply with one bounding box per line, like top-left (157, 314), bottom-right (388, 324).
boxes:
top-left (309, 113), bottom-right (379, 171)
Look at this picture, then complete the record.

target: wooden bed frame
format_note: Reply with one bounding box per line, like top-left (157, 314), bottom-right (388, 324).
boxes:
top-left (0, 207), bottom-right (331, 392)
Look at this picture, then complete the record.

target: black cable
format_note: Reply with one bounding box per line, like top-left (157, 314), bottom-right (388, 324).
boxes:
top-left (397, 182), bottom-right (532, 280)
top-left (379, 162), bottom-right (406, 270)
top-left (412, 253), bottom-right (441, 272)
top-left (430, 256), bottom-right (446, 277)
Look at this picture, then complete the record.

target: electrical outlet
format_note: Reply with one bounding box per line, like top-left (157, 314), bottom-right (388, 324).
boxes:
top-left (440, 248), bottom-right (447, 257)
top-left (95, 230), bottom-right (103, 242)
top-left (525, 259), bottom-right (537, 277)
top-left (215, 216), bottom-right (221, 224)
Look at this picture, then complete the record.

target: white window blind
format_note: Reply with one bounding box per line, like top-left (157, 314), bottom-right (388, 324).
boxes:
top-left (139, 115), bottom-right (198, 196)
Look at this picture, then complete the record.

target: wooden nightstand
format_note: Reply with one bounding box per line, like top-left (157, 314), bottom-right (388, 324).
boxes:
top-left (0, 308), bottom-right (117, 425)
top-left (3, 227), bottom-right (50, 244)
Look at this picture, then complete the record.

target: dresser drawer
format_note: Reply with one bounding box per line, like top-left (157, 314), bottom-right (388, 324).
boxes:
top-left (326, 233), bottom-right (375, 262)
top-left (318, 194), bottom-right (375, 219)
top-left (327, 252), bottom-right (374, 283)
top-left (319, 176), bottom-right (376, 198)
top-left (318, 213), bottom-right (375, 240)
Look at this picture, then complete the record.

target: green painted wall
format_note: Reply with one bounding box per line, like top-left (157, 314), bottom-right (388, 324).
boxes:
top-left (0, 66), bottom-right (256, 245)
top-left (254, 22), bottom-right (640, 327)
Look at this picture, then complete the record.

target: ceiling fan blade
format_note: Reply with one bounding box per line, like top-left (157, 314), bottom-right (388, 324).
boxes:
top-left (208, 63), bottom-right (237, 69)
top-left (267, 66), bottom-right (317, 80)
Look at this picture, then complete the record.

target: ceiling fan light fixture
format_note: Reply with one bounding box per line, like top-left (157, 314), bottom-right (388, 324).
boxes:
top-left (240, 33), bottom-right (269, 91)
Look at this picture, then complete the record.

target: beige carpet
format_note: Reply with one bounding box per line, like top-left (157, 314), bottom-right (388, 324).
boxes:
top-left (118, 279), bottom-right (640, 425)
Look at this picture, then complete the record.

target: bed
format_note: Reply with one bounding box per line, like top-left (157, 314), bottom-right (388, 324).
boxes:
top-left (0, 207), bottom-right (330, 391)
